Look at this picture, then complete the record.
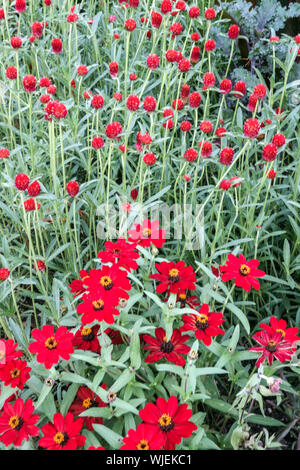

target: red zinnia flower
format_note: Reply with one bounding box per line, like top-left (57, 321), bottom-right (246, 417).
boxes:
top-left (249, 330), bottom-right (295, 368)
top-left (150, 260), bottom-right (196, 295)
top-left (39, 412), bottom-right (86, 450)
top-left (142, 328), bottom-right (190, 366)
top-left (220, 253), bottom-right (265, 291)
top-left (258, 316), bottom-right (300, 346)
top-left (121, 423), bottom-right (164, 450)
top-left (72, 325), bottom-right (101, 353)
top-left (0, 359), bottom-right (31, 389)
top-left (0, 398), bottom-right (39, 447)
top-left (128, 219), bottom-right (165, 249)
top-left (69, 385), bottom-right (107, 431)
top-left (83, 265), bottom-right (132, 300)
top-left (139, 395), bottom-right (197, 450)
top-left (76, 290), bottom-right (120, 325)
top-left (180, 304), bottom-right (224, 346)
top-left (28, 325), bottom-right (74, 369)
top-left (97, 238), bottom-right (139, 271)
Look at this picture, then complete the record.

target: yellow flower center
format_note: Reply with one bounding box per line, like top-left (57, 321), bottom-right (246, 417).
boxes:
top-left (158, 413), bottom-right (174, 431)
top-left (266, 340), bottom-right (277, 353)
top-left (10, 368), bottom-right (21, 379)
top-left (81, 327), bottom-right (92, 336)
top-left (92, 299), bottom-right (104, 310)
top-left (53, 432), bottom-right (66, 445)
top-left (100, 275), bottom-right (113, 290)
top-left (142, 228), bottom-right (151, 237)
top-left (239, 264), bottom-right (250, 276)
top-left (9, 416), bottom-right (21, 430)
top-left (45, 336), bottom-right (58, 350)
top-left (276, 328), bottom-right (285, 338)
top-left (137, 439), bottom-right (150, 450)
top-left (82, 398), bottom-right (92, 409)
top-left (169, 268), bottom-right (179, 278)
top-left (179, 293), bottom-right (186, 300)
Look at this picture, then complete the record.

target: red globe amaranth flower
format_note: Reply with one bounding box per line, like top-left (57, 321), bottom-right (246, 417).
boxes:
top-left (47, 85), bottom-right (57, 95)
top-left (151, 11), bottom-right (163, 28)
top-left (32, 21), bottom-right (43, 38)
top-left (28, 325), bottom-right (74, 369)
top-left (180, 121), bottom-right (192, 132)
top-left (16, 0), bottom-right (26, 12)
top-left (180, 84), bottom-right (190, 98)
top-left (233, 81), bottom-right (246, 98)
top-left (203, 72), bottom-right (215, 88)
top-left (191, 32), bottom-right (200, 42)
top-left (121, 423), bottom-right (164, 450)
top-left (200, 120), bottom-right (213, 134)
top-left (249, 330), bottom-right (295, 368)
top-left (184, 148), bottom-right (197, 162)
top-left (270, 36), bottom-right (279, 42)
top-left (0, 8), bottom-right (5, 20)
top-left (142, 328), bottom-right (190, 366)
top-left (6, 66), bottom-right (17, 80)
top-left (113, 92), bottom-right (122, 101)
top-left (139, 396), bottom-right (197, 450)
top-left (0, 268), bottom-right (10, 281)
top-left (34, 260), bottom-right (46, 271)
top-left (69, 385), bottom-right (107, 430)
top-left (11, 36), bottom-right (22, 49)
top-left (150, 260), bottom-right (196, 295)
top-left (106, 121), bottom-right (122, 139)
top-left (0, 359), bottom-right (31, 389)
top-left (220, 253), bottom-right (265, 291)
top-left (199, 140), bottom-right (213, 158)
top-left (189, 92), bottom-right (201, 108)
top-left (125, 18), bottom-right (136, 31)
top-left (189, 6), bottom-right (200, 18)
top-left (272, 133), bottom-right (286, 148)
top-left (267, 169), bottom-right (276, 180)
top-left (28, 181), bottom-right (41, 197)
top-left (220, 147), bottom-right (234, 165)
top-left (39, 77), bottom-right (51, 88)
top-left (253, 83), bottom-right (267, 100)
top-left (0, 398), bottom-right (39, 448)
top-left (91, 137), bottom-right (104, 149)
top-left (204, 39), bottom-right (216, 52)
top-left (169, 22), bottom-right (183, 37)
top-left (205, 8), bottom-right (216, 20)
top-left (67, 12), bottom-right (79, 23)
top-left (248, 94), bottom-right (258, 112)
top-left (66, 181), bottom-right (79, 196)
top-left (39, 412), bottom-right (86, 450)
top-left (220, 179), bottom-right (231, 190)
top-left (143, 96), bottom-right (156, 112)
top-left (180, 304), bottom-right (225, 346)
top-left (109, 61), bottom-right (118, 77)
top-left (15, 173), bottom-right (30, 191)
top-left (0, 148), bottom-right (10, 158)
top-left (77, 65), bottom-right (88, 76)
top-left (228, 24), bottom-right (240, 39)
top-left (126, 94), bottom-right (140, 111)
top-left (144, 153), bottom-right (156, 166)
top-left (147, 54), bottom-right (160, 70)
top-left (23, 75), bottom-right (36, 92)
top-left (52, 38), bottom-right (62, 54)
top-left (91, 94), bottom-right (104, 109)
top-left (128, 219), bottom-right (165, 249)
top-left (216, 127), bottom-right (226, 137)
top-left (72, 325), bottom-right (101, 353)
top-left (161, 0), bottom-right (172, 14)
top-left (220, 78), bottom-right (232, 94)
top-left (40, 94), bottom-right (51, 103)
top-left (262, 144), bottom-right (277, 162)
top-left (191, 45), bottom-right (200, 63)
top-left (24, 198), bottom-right (41, 211)
top-left (178, 59), bottom-right (190, 72)
top-left (230, 176), bottom-right (242, 187)
top-left (166, 49), bottom-right (178, 63)
top-left (172, 99), bottom-right (184, 110)
top-left (98, 237), bottom-right (139, 271)
top-left (244, 118), bottom-right (260, 138)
